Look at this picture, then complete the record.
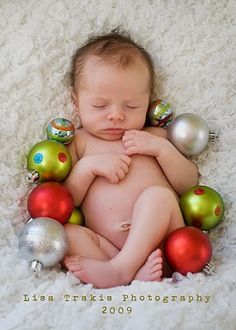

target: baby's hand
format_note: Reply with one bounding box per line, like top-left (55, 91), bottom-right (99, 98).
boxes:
top-left (122, 130), bottom-right (161, 156)
top-left (90, 153), bottom-right (131, 184)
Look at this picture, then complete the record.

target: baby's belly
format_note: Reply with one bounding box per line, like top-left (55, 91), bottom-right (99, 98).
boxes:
top-left (82, 155), bottom-right (174, 249)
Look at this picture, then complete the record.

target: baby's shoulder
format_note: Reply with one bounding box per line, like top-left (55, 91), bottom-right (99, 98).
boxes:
top-left (143, 126), bottom-right (168, 139)
top-left (73, 128), bottom-right (88, 158)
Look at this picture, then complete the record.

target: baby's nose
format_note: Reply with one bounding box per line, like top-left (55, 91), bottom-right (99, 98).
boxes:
top-left (107, 107), bottom-right (125, 121)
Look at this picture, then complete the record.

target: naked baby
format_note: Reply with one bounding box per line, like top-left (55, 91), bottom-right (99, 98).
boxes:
top-left (63, 31), bottom-right (199, 288)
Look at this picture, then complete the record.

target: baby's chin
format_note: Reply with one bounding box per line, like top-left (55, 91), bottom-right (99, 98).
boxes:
top-left (89, 130), bottom-right (126, 141)
top-left (99, 133), bottom-right (124, 141)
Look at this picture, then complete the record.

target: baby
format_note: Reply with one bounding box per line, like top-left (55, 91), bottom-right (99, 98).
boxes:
top-left (63, 30), bottom-right (199, 288)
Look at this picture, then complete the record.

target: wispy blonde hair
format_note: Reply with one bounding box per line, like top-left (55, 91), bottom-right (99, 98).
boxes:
top-left (70, 29), bottom-right (155, 99)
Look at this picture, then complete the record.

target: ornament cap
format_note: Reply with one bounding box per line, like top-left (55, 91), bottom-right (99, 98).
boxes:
top-left (26, 170), bottom-right (40, 183)
top-left (208, 121), bottom-right (220, 142)
top-left (203, 262), bottom-right (215, 276)
top-left (30, 260), bottom-right (43, 274)
top-left (209, 130), bottom-right (219, 141)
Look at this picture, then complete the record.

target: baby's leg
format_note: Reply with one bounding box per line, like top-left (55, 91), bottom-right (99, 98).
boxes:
top-left (69, 186), bottom-right (184, 288)
top-left (63, 224), bottom-right (119, 262)
top-left (63, 223), bottom-right (163, 282)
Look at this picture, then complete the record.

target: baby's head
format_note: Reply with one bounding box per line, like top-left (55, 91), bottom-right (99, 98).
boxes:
top-left (70, 30), bottom-right (155, 140)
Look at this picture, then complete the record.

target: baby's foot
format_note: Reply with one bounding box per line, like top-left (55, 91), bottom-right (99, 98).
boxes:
top-left (63, 255), bottom-right (131, 288)
top-left (134, 249), bottom-right (163, 282)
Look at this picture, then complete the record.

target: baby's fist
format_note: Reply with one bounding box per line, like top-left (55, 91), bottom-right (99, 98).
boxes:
top-left (122, 130), bottom-right (160, 156)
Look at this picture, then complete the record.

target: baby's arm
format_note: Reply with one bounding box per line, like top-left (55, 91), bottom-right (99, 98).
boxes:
top-left (64, 139), bottom-right (131, 206)
top-left (63, 139), bottom-right (96, 206)
top-left (122, 128), bottom-right (199, 196)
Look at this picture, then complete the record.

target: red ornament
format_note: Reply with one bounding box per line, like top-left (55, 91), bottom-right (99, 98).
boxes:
top-left (27, 182), bottom-right (74, 224)
top-left (164, 227), bottom-right (212, 275)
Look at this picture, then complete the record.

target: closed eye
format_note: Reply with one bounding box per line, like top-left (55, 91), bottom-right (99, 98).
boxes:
top-left (92, 105), bottom-right (106, 109)
top-left (126, 106), bottom-right (138, 109)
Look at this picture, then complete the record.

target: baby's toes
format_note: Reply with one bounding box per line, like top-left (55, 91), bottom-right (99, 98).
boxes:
top-left (67, 261), bottom-right (83, 272)
top-left (151, 263), bottom-right (162, 274)
top-left (148, 255), bottom-right (163, 271)
top-left (151, 268), bottom-right (163, 281)
top-left (155, 249), bottom-right (162, 258)
top-left (64, 256), bottom-right (82, 270)
top-left (147, 249), bottom-right (162, 262)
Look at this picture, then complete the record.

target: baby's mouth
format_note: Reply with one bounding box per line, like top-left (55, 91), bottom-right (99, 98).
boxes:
top-left (103, 128), bottom-right (125, 135)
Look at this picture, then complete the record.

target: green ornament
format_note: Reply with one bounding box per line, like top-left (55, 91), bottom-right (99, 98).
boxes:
top-left (27, 140), bottom-right (72, 183)
top-left (179, 185), bottom-right (224, 231)
top-left (67, 208), bottom-right (84, 225)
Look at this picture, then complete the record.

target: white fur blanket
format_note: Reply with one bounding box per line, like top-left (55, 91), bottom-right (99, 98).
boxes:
top-left (1, 0), bottom-right (235, 329)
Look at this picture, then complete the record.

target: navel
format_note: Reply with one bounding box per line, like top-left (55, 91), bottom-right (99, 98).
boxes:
top-left (120, 221), bottom-right (131, 230)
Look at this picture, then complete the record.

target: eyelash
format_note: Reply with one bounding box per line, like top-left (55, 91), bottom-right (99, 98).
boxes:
top-left (126, 106), bottom-right (138, 109)
top-left (92, 105), bottom-right (138, 110)
top-left (92, 105), bottom-right (106, 109)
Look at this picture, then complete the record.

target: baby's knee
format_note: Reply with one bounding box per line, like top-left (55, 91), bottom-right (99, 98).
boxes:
top-left (64, 222), bottom-right (77, 234)
top-left (143, 186), bottom-right (176, 204)
top-left (64, 223), bottom-right (100, 245)
top-left (64, 223), bottom-right (84, 238)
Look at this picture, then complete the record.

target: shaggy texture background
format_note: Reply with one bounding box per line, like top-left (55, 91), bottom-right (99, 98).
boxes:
top-left (0, 0), bottom-right (235, 329)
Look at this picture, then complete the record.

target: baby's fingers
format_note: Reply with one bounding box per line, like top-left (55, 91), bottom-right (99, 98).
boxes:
top-left (123, 130), bottom-right (138, 139)
top-left (123, 139), bottom-right (136, 149)
top-left (116, 168), bottom-right (126, 181)
top-left (120, 161), bottom-right (129, 174)
top-left (124, 146), bottom-right (139, 156)
top-left (120, 154), bottom-right (131, 166)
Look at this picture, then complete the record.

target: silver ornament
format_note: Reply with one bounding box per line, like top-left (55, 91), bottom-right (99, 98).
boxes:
top-left (19, 217), bottom-right (68, 273)
top-left (167, 113), bottom-right (209, 155)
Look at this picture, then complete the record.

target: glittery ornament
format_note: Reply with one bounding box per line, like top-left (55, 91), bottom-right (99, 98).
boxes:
top-left (19, 217), bottom-right (68, 273)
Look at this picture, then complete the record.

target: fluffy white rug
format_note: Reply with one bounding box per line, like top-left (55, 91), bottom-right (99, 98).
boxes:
top-left (1, 0), bottom-right (235, 329)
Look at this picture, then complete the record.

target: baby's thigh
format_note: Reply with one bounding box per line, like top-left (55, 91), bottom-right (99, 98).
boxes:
top-left (64, 223), bottom-right (119, 259)
top-left (96, 232), bottom-right (120, 259)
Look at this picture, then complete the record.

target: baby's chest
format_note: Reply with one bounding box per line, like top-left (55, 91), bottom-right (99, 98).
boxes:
top-left (84, 139), bottom-right (125, 156)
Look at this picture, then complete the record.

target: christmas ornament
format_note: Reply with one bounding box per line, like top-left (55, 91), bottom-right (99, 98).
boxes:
top-left (164, 226), bottom-right (212, 275)
top-left (26, 140), bottom-right (72, 183)
top-left (179, 185), bottom-right (224, 231)
top-left (147, 99), bottom-right (173, 127)
top-left (19, 217), bottom-right (68, 273)
top-left (167, 113), bottom-right (211, 155)
top-left (27, 182), bottom-right (74, 224)
top-left (46, 118), bottom-right (75, 144)
top-left (67, 208), bottom-right (84, 225)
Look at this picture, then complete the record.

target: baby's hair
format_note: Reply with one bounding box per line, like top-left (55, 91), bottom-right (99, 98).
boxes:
top-left (70, 28), bottom-right (155, 98)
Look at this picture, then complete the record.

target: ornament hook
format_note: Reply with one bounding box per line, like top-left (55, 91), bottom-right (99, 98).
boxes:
top-left (203, 262), bottom-right (215, 276)
top-left (26, 170), bottom-right (40, 183)
top-left (30, 260), bottom-right (43, 275)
